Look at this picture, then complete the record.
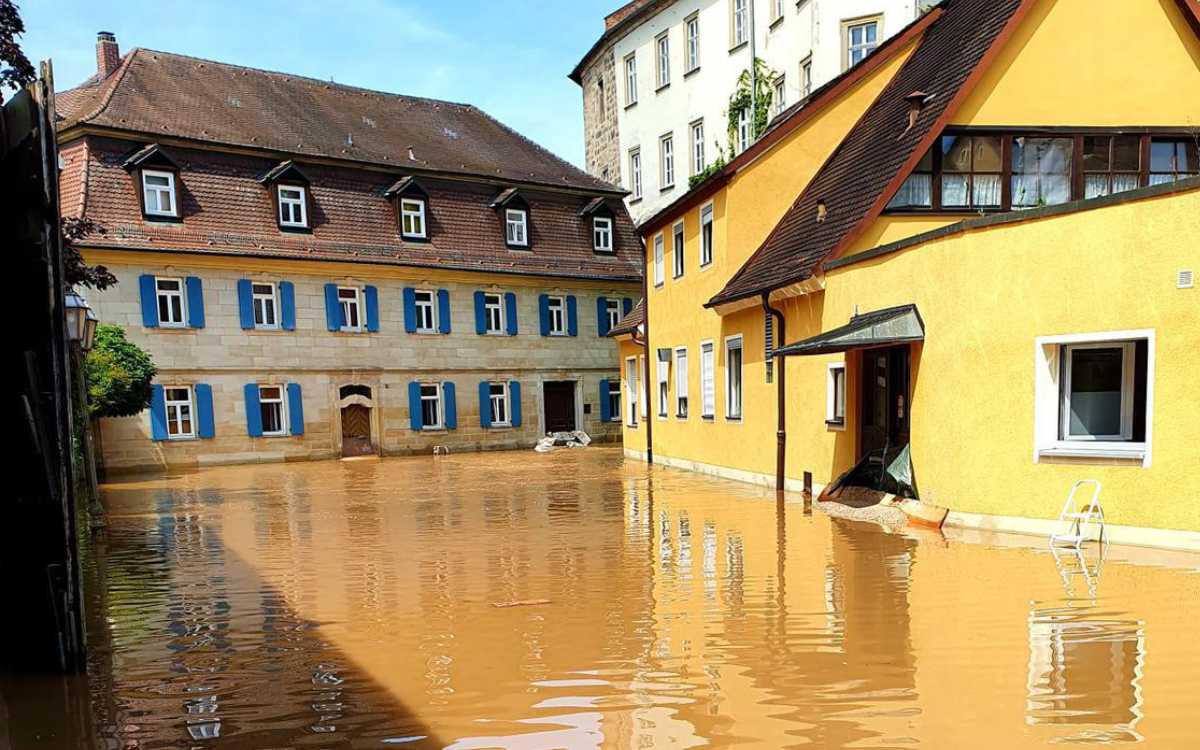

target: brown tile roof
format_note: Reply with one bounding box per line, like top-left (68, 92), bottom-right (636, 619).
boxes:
top-left (607, 299), bottom-right (644, 337)
top-left (57, 48), bottom-right (620, 194)
top-left (707, 0), bottom-right (1029, 308)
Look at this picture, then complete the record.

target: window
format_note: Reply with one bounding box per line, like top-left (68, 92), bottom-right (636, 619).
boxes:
top-left (164, 386), bottom-right (195, 439)
top-left (700, 203), bottom-right (714, 266)
top-left (672, 221), bottom-right (685, 278)
top-left (258, 385), bottom-right (287, 437)
top-left (944, 134), bottom-right (1003, 208)
top-left (277, 185), bottom-right (307, 228)
top-left (736, 107), bottom-right (751, 153)
top-left (251, 282), bottom-right (278, 329)
top-left (675, 347), bottom-right (689, 417)
top-left (801, 57), bottom-right (813, 97)
top-left (593, 216), bottom-right (614, 252)
top-left (489, 383), bottom-right (511, 426)
top-left (420, 384), bottom-right (443, 430)
top-left (685, 14), bottom-right (700, 73)
top-left (773, 76), bottom-right (786, 115)
top-left (141, 170), bottom-right (177, 217)
top-left (653, 234), bottom-right (665, 286)
top-left (607, 380), bottom-right (621, 422)
top-left (400, 198), bottom-right (427, 239)
top-left (338, 287), bottom-right (362, 332)
top-left (625, 357), bottom-right (639, 426)
top-left (624, 53), bottom-right (638, 106)
top-left (505, 209), bottom-right (529, 247)
top-left (155, 277), bottom-right (186, 327)
top-left (690, 120), bottom-right (705, 176)
top-left (771, 0), bottom-right (785, 24)
top-left (605, 299), bottom-right (621, 331)
top-left (1012, 137), bottom-right (1073, 209)
top-left (888, 148), bottom-right (934, 209)
top-left (1061, 343), bottom-right (1137, 442)
top-left (732, 0), bottom-right (748, 47)
top-left (639, 355), bottom-right (647, 419)
top-left (656, 32), bottom-right (670, 89)
top-left (660, 134), bottom-right (675, 188)
top-left (725, 336), bottom-right (743, 419)
top-left (826, 363), bottom-right (846, 427)
top-left (845, 19), bottom-right (879, 69)
top-left (414, 290), bottom-right (437, 333)
top-left (1149, 138), bottom-right (1199, 185)
top-left (629, 149), bottom-right (643, 200)
top-left (657, 354), bottom-right (669, 418)
top-left (483, 293), bottom-right (504, 334)
top-left (547, 295), bottom-right (566, 336)
top-left (1083, 136), bottom-right (1141, 198)
top-left (700, 341), bottom-right (715, 418)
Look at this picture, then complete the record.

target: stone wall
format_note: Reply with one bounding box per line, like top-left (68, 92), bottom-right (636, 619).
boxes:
top-left (581, 48), bottom-right (622, 185)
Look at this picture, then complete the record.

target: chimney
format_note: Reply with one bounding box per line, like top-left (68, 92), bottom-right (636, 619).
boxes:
top-left (96, 31), bottom-right (120, 79)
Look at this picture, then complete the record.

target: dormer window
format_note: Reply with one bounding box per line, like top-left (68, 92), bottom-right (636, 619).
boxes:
top-left (142, 170), bottom-right (177, 218)
top-left (123, 144), bottom-right (182, 221)
top-left (400, 198), bottom-right (427, 239)
top-left (593, 216), bottom-right (614, 252)
top-left (277, 185), bottom-right (308, 228)
top-left (506, 209), bottom-right (528, 247)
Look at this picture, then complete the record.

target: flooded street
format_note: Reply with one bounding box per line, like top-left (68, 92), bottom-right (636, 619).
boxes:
top-left (77, 448), bottom-right (1200, 748)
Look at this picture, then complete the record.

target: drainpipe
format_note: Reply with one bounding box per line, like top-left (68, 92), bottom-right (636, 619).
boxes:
top-left (636, 238), bottom-right (653, 465)
top-left (762, 292), bottom-right (786, 492)
top-left (748, 0), bottom-right (758, 124)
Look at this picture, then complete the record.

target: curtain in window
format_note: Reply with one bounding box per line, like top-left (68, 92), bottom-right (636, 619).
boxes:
top-left (1085, 173), bottom-right (1140, 199)
top-left (888, 174), bottom-right (932, 208)
top-left (973, 174), bottom-right (1002, 207)
top-left (1012, 138), bottom-right (1073, 208)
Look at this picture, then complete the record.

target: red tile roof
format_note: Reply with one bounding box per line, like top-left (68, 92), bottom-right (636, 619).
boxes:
top-left (607, 298), bottom-right (644, 337)
top-left (707, 0), bottom-right (1029, 308)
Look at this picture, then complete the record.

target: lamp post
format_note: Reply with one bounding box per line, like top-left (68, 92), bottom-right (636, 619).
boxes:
top-left (64, 289), bottom-right (102, 523)
top-left (64, 290), bottom-right (99, 352)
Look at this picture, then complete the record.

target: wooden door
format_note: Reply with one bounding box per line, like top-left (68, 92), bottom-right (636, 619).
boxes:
top-left (859, 346), bottom-right (910, 461)
top-left (341, 404), bottom-right (373, 457)
top-left (543, 382), bottom-right (577, 433)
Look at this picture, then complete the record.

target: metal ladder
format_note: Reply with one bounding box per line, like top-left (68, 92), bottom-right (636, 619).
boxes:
top-left (1050, 480), bottom-right (1105, 549)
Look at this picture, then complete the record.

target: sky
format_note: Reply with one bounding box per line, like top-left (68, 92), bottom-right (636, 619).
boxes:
top-left (19, 0), bottom-right (619, 168)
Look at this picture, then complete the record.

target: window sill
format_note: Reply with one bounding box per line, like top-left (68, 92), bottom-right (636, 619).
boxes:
top-left (1037, 445), bottom-right (1147, 461)
top-left (684, 66), bottom-right (700, 79)
top-left (165, 436), bottom-right (198, 442)
top-left (825, 418), bottom-right (846, 431)
top-left (701, 414), bottom-right (715, 422)
top-left (660, 184), bottom-right (676, 194)
top-left (625, 101), bottom-right (638, 111)
top-left (728, 41), bottom-right (748, 54)
top-left (629, 196), bottom-right (643, 205)
top-left (676, 413), bottom-right (689, 420)
top-left (726, 416), bottom-right (743, 423)
top-left (769, 16), bottom-right (784, 30)
top-left (655, 82), bottom-right (671, 94)
top-left (278, 224), bottom-right (312, 234)
top-left (144, 215), bottom-right (183, 224)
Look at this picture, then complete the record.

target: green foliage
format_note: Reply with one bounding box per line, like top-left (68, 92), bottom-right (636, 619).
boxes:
top-left (727, 58), bottom-right (779, 154)
top-left (688, 142), bottom-right (728, 189)
top-left (84, 324), bottom-right (156, 418)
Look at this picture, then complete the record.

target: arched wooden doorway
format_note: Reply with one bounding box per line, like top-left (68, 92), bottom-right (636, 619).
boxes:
top-left (339, 384), bottom-right (375, 457)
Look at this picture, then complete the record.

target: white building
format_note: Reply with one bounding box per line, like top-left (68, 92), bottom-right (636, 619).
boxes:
top-left (572, 0), bottom-right (940, 223)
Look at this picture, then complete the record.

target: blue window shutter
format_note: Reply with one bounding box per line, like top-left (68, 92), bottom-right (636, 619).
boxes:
top-left (599, 379), bottom-right (611, 422)
top-left (596, 297), bottom-right (610, 337)
top-left (279, 281), bottom-right (296, 331)
top-left (237, 279), bottom-right (255, 329)
top-left (408, 382), bottom-right (423, 430)
top-left (149, 384), bottom-right (167, 440)
top-left (567, 295), bottom-right (578, 337)
top-left (402, 288), bottom-right (417, 333)
top-left (504, 293), bottom-right (518, 336)
top-left (443, 382), bottom-right (457, 429)
top-left (538, 294), bottom-right (550, 336)
top-left (437, 289), bottom-right (451, 334)
top-left (324, 284), bottom-right (341, 331)
top-left (365, 285), bottom-right (380, 332)
top-left (195, 384), bottom-right (215, 439)
top-left (243, 383), bottom-right (263, 437)
top-left (510, 381), bottom-right (522, 427)
top-left (287, 383), bottom-right (305, 436)
top-left (479, 381), bottom-right (492, 428)
top-left (623, 297), bottom-right (633, 315)
top-left (139, 275), bottom-right (159, 328)
top-left (473, 291), bottom-right (487, 334)
top-left (185, 277), bottom-right (205, 328)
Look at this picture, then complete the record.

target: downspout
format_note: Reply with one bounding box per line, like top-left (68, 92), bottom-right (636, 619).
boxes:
top-left (748, 0), bottom-right (758, 122)
top-left (636, 240), bottom-right (653, 465)
top-left (762, 292), bottom-right (786, 492)
top-left (630, 333), bottom-right (653, 465)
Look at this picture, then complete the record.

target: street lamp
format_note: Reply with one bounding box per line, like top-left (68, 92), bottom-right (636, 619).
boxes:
top-left (64, 290), bottom-right (99, 351)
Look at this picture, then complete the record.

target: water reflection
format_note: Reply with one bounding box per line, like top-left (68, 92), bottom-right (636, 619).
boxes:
top-left (70, 449), bottom-right (1200, 749)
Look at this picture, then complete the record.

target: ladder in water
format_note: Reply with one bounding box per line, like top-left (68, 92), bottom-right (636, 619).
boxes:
top-left (1050, 480), bottom-right (1105, 549)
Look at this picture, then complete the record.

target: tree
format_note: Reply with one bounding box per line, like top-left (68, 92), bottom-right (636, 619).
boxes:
top-left (63, 217), bottom-right (116, 290)
top-left (0, 0), bottom-right (34, 103)
top-left (84, 325), bottom-right (156, 418)
top-left (727, 58), bottom-right (779, 155)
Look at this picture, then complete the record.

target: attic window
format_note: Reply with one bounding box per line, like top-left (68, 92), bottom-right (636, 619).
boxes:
top-left (401, 198), bottom-right (427, 239)
top-left (142, 170), bottom-right (178, 218)
top-left (277, 185), bottom-right (308, 228)
top-left (506, 209), bottom-right (529, 247)
top-left (593, 216), bottom-right (614, 252)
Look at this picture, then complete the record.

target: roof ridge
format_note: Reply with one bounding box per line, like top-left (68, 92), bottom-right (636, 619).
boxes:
top-left (463, 102), bottom-right (614, 189)
top-left (74, 47), bottom-right (140, 125)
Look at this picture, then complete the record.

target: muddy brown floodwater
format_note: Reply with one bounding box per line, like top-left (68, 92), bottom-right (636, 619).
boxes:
top-left (67, 449), bottom-right (1200, 747)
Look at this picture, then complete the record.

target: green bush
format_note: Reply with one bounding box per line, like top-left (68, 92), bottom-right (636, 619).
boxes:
top-left (84, 324), bottom-right (156, 418)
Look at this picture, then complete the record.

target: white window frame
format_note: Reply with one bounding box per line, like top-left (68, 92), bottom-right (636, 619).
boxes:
top-left (1061, 342), bottom-right (1136, 442)
top-left (258, 384), bottom-right (288, 437)
top-left (624, 53), bottom-right (638, 107)
top-left (653, 233), bottom-right (665, 287)
top-left (675, 347), bottom-right (689, 418)
top-left (690, 120), bottom-right (705, 176)
top-left (155, 276), bottom-right (187, 328)
top-left (483, 292), bottom-right (505, 335)
top-left (657, 354), bottom-right (669, 419)
top-left (593, 216), bottom-right (614, 253)
top-left (826, 363), bottom-right (846, 429)
top-left (489, 382), bottom-right (511, 427)
top-left (639, 354), bottom-right (647, 419)
top-left (685, 13), bottom-right (700, 73)
top-left (419, 383), bottom-right (444, 430)
top-left (700, 340), bottom-right (715, 418)
top-left (736, 107), bottom-right (751, 153)
top-left (605, 299), bottom-right (621, 332)
top-left (505, 209), bottom-right (529, 247)
top-left (277, 184), bottom-right (308, 228)
top-left (141, 169), bottom-right (177, 217)
top-left (845, 18), bottom-right (880, 69)
top-left (164, 385), bottom-right (196, 440)
top-left (771, 0), bottom-right (785, 24)
top-left (773, 76), bottom-right (786, 115)
top-left (547, 295), bottom-right (567, 336)
top-left (338, 286), bottom-right (363, 332)
top-left (660, 133), bottom-right (675, 189)
top-left (655, 31), bottom-right (671, 89)
top-left (251, 281), bottom-right (279, 329)
top-left (725, 335), bottom-right (743, 420)
top-left (731, 0), bottom-right (748, 47)
top-left (629, 148), bottom-right (643, 200)
top-left (400, 198), bottom-right (427, 239)
top-left (1033, 330), bottom-right (1154, 466)
top-left (801, 56), bottom-right (813, 97)
top-left (413, 289), bottom-right (438, 333)
top-left (607, 379), bottom-right (622, 423)
top-left (700, 202), bottom-right (714, 267)
top-left (672, 221), bottom-right (685, 278)
top-left (625, 356), bottom-right (640, 426)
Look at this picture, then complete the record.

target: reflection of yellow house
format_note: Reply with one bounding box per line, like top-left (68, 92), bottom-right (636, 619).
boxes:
top-left (612, 0), bottom-right (1200, 549)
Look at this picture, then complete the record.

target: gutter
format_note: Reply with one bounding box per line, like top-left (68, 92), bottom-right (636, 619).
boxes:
top-left (762, 293), bottom-right (786, 493)
top-left (637, 239), bottom-right (653, 465)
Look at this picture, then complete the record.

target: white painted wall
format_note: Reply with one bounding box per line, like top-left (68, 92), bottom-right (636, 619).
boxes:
top-left (609, 0), bottom-right (931, 223)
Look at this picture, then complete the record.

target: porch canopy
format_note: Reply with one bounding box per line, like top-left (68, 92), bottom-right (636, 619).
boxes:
top-left (775, 304), bottom-right (924, 357)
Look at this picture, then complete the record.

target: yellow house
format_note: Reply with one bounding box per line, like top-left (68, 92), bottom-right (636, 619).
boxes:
top-left (614, 0), bottom-right (1200, 550)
